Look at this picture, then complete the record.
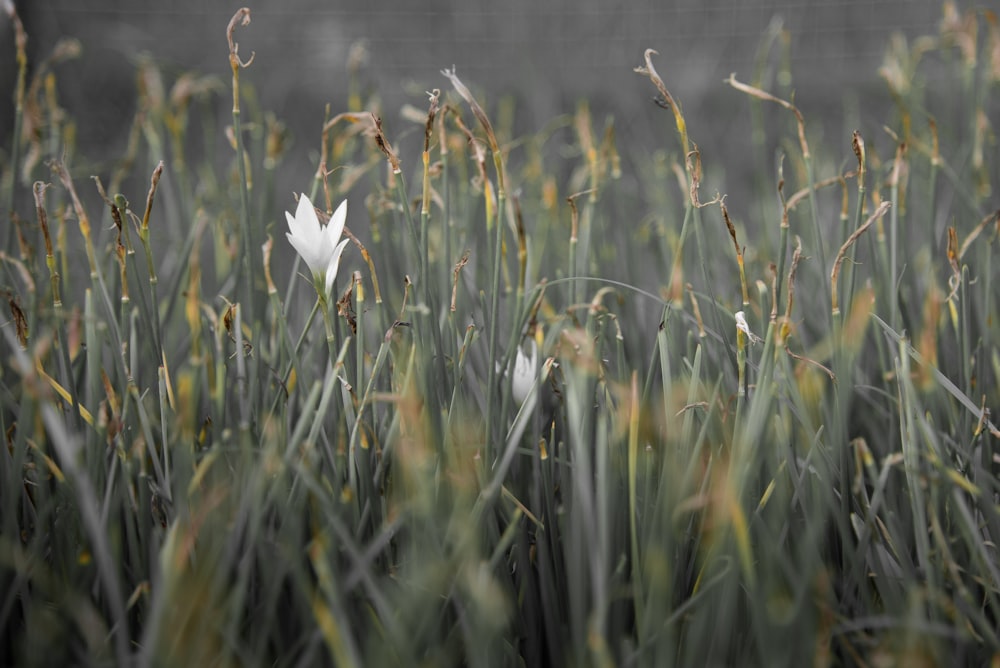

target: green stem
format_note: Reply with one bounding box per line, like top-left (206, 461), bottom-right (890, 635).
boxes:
top-left (484, 177), bottom-right (507, 456)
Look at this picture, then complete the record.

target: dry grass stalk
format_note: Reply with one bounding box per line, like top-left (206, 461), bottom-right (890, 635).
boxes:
top-left (831, 201), bottom-right (892, 315)
top-left (726, 73), bottom-right (810, 159)
top-left (634, 49), bottom-right (689, 157)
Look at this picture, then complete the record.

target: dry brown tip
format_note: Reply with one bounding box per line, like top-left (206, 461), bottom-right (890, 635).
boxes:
top-left (566, 190), bottom-right (594, 242)
top-left (424, 89), bottom-right (441, 153)
top-left (721, 198), bottom-right (739, 253)
top-left (8, 296), bottom-right (28, 348)
top-left (634, 49), bottom-right (672, 107)
top-left (784, 235), bottom-right (804, 331)
top-left (727, 73), bottom-right (809, 159)
top-left (831, 201), bottom-right (891, 313)
top-left (141, 161), bottom-right (164, 231)
top-left (686, 144), bottom-right (702, 207)
top-left (32, 182), bottom-right (53, 256)
top-left (958, 209), bottom-right (1000, 260)
top-left (226, 8), bottom-right (255, 69)
top-left (372, 113), bottom-right (401, 174)
top-left (441, 66), bottom-right (500, 156)
top-left (852, 130), bottom-right (866, 183)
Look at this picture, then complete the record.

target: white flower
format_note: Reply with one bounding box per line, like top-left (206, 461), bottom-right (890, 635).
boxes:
top-left (734, 310), bottom-right (761, 344)
top-left (509, 339), bottom-right (538, 406)
top-left (285, 194), bottom-right (350, 297)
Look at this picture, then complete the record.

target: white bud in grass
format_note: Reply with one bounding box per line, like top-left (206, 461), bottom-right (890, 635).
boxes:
top-left (497, 339), bottom-right (539, 406)
top-left (735, 310), bottom-right (761, 344)
top-left (511, 339), bottom-right (539, 406)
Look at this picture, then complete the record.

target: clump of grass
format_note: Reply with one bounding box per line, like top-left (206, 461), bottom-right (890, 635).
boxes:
top-left (1, 3), bottom-right (999, 666)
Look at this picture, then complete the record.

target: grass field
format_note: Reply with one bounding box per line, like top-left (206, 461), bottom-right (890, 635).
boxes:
top-left (2, 3), bottom-right (999, 666)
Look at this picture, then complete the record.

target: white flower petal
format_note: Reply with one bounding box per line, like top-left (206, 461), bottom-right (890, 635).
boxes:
top-left (295, 194), bottom-right (321, 232)
top-left (327, 199), bottom-right (348, 242)
top-left (285, 209), bottom-right (303, 238)
top-left (285, 232), bottom-right (319, 276)
top-left (324, 238), bottom-right (351, 296)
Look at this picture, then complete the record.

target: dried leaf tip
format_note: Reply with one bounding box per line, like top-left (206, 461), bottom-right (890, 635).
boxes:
top-left (424, 89), bottom-right (441, 153)
top-left (227, 8), bottom-right (255, 69)
top-left (441, 66), bottom-right (498, 154)
top-left (852, 131), bottom-right (866, 183)
top-left (634, 49), bottom-right (678, 111)
top-left (372, 113), bottom-right (401, 174)
top-left (635, 49), bottom-right (690, 156)
top-left (141, 161), bottom-right (164, 231)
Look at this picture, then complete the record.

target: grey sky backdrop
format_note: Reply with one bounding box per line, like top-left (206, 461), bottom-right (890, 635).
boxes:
top-left (4, 1), bottom-right (950, 201)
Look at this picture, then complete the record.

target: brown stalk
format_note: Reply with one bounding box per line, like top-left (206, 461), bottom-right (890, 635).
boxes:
top-left (726, 73), bottom-right (810, 159)
top-left (33, 182), bottom-right (53, 259)
top-left (782, 236), bottom-right (804, 344)
top-left (687, 145), bottom-right (702, 208)
top-left (566, 192), bottom-right (586, 243)
top-left (959, 209), bottom-right (1000, 259)
top-left (424, 89), bottom-right (440, 154)
top-left (340, 226), bottom-right (383, 305)
top-left (450, 109), bottom-right (488, 184)
top-left (831, 201), bottom-right (892, 315)
top-left (442, 67), bottom-right (505, 196)
top-left (768, 262), bottom-right (778, 324)
top-left (441, 67), bottom-right (499, 155)
top-left (336, 276), bottom-right (358, 335)
top-left (785, 175), bottom-right (846, 213)
top-left (50, 160), bottom-right (97, 275)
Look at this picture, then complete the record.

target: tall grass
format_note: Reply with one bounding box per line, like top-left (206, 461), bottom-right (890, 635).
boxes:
top-left (2, 4), bottom-right (999, 666)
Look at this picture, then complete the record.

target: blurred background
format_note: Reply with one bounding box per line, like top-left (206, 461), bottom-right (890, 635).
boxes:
top-left (2, 1), bottom-right (948, 215)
